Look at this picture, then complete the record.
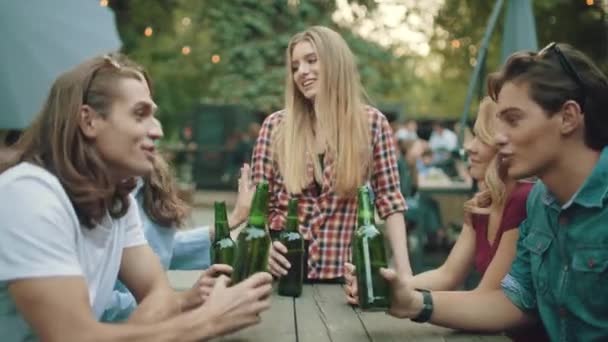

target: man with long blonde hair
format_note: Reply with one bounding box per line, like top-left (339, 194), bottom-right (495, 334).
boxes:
top-left (0, 54), bottom-right (272, 341)
top-left (252, 26), bottom-right (412, 281)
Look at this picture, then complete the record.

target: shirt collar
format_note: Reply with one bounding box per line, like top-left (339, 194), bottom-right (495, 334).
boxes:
top-left (541, 147), bottom-right (608, 209)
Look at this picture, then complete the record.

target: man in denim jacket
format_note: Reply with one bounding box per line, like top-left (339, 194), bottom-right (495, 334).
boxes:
top-left (377, 43), bottom-right (608, 341)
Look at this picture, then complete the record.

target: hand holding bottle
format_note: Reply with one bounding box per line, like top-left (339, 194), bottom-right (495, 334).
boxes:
top-left (198, 272), bottom-right (273, 337)
top-left (277, 198), bottom-right (304, 297)
top-left (268, 241), bottom-right (290, 277)
top-left (379, 267), bottom-right (423, 319)
top-left (343, 262), bottom-right (359, 305)
top-left (180, 264), bottom-right (233, 311)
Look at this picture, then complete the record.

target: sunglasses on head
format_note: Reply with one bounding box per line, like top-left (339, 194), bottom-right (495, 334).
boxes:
top-left (82, 55), bottom-right (122, 105)
top-left (538, 42), bottom-right (587, 108)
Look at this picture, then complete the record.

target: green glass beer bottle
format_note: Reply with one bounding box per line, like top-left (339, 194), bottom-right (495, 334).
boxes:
top-left (231, 181), bottom-right (272, 284)
top-left (211, 201), bottom-right (236, 266)
top-left (278, 198), bottom-right (304, 297)
top-left (352, 186), bottom-right (390, 310)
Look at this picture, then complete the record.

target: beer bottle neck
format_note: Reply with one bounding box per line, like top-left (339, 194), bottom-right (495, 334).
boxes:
top-left (248, 214), bottom-right (266, 229)
top-left (357, 191), bottom-right (375, 227)
top-left (285, 199), bottom-right (299, 233)
top-left (358, 212), bottom-right (374, 227)
top-left (247, 199), bottom-right (268, 229)
top-left (214, 202), bottom-right (230, 239)
top-left (215, 221), bottom-right (230, 239)
top-left (248, 188), bottom-right (268, 229)
top-left (285, 217), bottom-right (298, 232)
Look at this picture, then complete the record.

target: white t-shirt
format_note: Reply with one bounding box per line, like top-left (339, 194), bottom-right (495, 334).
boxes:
top-left (0, 163), bottom-right (147, 341)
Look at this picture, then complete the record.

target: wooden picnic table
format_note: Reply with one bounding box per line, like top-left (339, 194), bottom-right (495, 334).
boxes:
top-left (168, 271), bottom-right (509, 342)
top-left (417, 179), bottom-right (473, 195)
top-left (416, 178), bottom-right (474, 229)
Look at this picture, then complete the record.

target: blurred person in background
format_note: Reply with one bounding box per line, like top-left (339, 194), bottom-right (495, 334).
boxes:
top-left (404, 118), bottom-right (419, 140)
top-left (429, 120), bottom-right (458, 155)
top-left (394, 132), bottom-right (442, 272)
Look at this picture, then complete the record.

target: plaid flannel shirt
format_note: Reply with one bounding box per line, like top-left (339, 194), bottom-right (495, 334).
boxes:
top-left (251, 106), bottom-right (406, 279)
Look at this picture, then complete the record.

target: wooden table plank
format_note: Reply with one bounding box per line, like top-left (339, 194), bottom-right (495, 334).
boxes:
top-left (308, 284), bottom-right (370, 342)
top-left (357, 309), bottom-right (449, 342)
top-left (167, 272), bottom-right (512, 342)
top-left (220, 288), bottom-right (296, 342)
top-left (294, 285), bottom-right (332, 342)
top-left (168, 271), bottom-right (297, 341)
top-left (358, 308), bottom-right (509, 342)
top-left (473, 335), bottom-right (511, 342)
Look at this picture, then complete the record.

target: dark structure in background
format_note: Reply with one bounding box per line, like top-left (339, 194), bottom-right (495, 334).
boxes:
top-left (189, 104), bottom-right (262, 190)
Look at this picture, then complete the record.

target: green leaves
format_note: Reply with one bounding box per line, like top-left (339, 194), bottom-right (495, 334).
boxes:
top-left (111, 0), bottom-right (401, 137)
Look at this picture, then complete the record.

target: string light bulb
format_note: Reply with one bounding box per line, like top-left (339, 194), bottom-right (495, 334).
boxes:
top-left (144, 27), bottom-right (153, 37)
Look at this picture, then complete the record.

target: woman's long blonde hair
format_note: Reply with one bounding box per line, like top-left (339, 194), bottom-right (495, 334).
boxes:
top-left (464, 97), bottom-right (505, 214)
top-left (274, 26), bottom-right (371, 197)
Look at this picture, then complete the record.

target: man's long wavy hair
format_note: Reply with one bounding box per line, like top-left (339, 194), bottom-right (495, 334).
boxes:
top-left (141, 156), bottom-right (190, 228)
top-left (0, 53), bottom-right (152, 228)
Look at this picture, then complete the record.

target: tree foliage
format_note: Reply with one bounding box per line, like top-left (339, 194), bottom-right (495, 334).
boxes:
top-left (109, 0), bottom-right (407, 137)
top-left (416, 0), bottom-right (608, 119)
top-left (109, 0), bottom-right (608, 131)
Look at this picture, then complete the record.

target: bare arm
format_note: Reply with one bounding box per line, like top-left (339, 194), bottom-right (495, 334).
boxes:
top-left (409, 221), bottom-right (477, 290)
top-left (381, 268), bottom-right (535, 332)
top-left (371, 110), bottom-right (412, 276)
top-left (9, 273), bottom-right (273, 342)
top-left (119, 245), bottom-right (182, 323)
top-left (8, 277), bottom-right (214, 342)
top-left (474, 229), bottom-right (519, 291)
top-left (384, 212), bottom-right (412, 276)
top-left (430, 290), bottom-right (533, 331)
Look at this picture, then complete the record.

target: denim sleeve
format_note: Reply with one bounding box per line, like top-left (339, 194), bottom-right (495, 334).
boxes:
top-left (100, 286), bottom-right (137, 322)
top-left (501, 218), bottom-right (537, 312)
top-left (169, 226), bottom-right (212, 270)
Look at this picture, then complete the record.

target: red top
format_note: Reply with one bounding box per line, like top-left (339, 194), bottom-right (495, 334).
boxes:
top-left (471, 181), bottom-right (534, 276)
top-left (472, 181), bottom-right (549, 342)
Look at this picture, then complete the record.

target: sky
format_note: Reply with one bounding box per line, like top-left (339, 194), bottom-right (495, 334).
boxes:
top-left (333, 0), bottom-right (445, 56)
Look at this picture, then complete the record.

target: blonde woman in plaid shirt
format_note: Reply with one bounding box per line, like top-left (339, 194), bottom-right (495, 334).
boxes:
top-left (251, 26), bottom-right (412, 282)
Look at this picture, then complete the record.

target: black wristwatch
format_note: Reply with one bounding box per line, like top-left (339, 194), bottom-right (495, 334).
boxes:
top-left (411, 288), bottom-right (433, 323)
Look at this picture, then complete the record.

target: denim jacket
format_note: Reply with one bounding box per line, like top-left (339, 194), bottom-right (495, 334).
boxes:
top-left (502, 148), bottom-right (608, 341)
